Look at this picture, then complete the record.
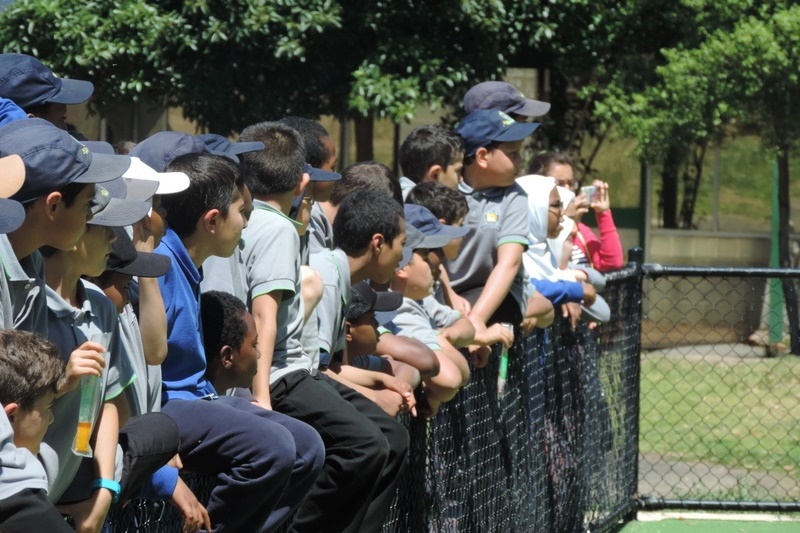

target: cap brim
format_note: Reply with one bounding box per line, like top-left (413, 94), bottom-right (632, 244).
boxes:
top-left (581, 294), bottom-right (610, 323)
top-left (0, 197), bottom-right (25, 233)
top-left (373, 290), bottom-right (403, 312)
top-left (0, 154), bottom-right (25, 198)
top-left (229, 141), bottom-right (264, 155)
top-left (90, 197), bottom-right (150, 227)
top-left (399, 226), bottom-right (425, 269)
top-left (73, 153), bottom-right (132, 184)
top-left (419, 234), bottom-right (454, 249)
top-left (511, 99), bottom-right (551, 117)
top-left (116, 251), bottom-right (172, 278)
top-left (122, 177), bottom-right (159, 201)
top-left (494, 122), bottom-right (541, 143)
top-left (48, 78), bottom-right (94, 105)
top-left (307, 164), bottom-right (342, 182)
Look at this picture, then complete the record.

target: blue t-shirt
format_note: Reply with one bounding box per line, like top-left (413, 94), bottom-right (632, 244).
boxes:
top-left (156, 228), bottom-right (216, 403)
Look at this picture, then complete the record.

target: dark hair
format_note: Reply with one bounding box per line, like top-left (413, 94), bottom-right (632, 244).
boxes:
top-left (201, 291), bottom-right (249, 370)
top-left (0, 330), bottom-right (65, 409)
top-left (162, 153), bottom-right (245, 238)
top-left (462, 140), bottom-right (501, 166)
top-left (23, 181), bottom-right (89, 212)
top-left (405, 181), bottom-right (469, 225)
top-left (398, 125), bottom-right (464, 184)
top-left (277, 117), bottom-right (331, 168)
top-left (334, 189), bottom-right (404, 254)
top-left (113, 140), bottom-right (137, 155)
top-left (330, 161), bottom-right (403, 207)
top-left (527, 151), bottom-right (574, 176)
top-left (239, 121), bottom-right (306, 196)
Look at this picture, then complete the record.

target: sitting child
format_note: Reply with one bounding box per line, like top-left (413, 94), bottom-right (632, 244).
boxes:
top-left (200, 290), bottom-right (261, 396)
top-left (0, 329), bottom-right (72, 533)
top-left (344, 282), bottom-right (420, 392)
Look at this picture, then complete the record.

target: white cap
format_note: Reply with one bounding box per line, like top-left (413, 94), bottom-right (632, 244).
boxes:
top-left (123, 157), bottom-right (190, 196)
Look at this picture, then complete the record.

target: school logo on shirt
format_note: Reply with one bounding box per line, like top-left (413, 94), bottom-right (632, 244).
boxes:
top-left (485, 211), bottom-right (500, 224)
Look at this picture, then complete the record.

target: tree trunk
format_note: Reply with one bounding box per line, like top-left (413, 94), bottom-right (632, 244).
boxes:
top-left (354, 113), bottom-right (374, 162)
top-left (777, 146), bottom-right (800, 353)
top-left (660, 144), bottom-right (683, 229)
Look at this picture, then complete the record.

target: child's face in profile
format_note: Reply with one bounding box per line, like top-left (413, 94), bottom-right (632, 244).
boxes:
top-left (547, 187), bottom-right (564, 238)
top-left (6, 391), bottom-right (55, 455)
top-left (230, 311), bottom-right (260, 388)
top-left (212, 187), bottom-right (249, 258)
top-left (48, 183), bottom-right (96, 251)
top-left (374, 219), bottom-right (407, 284)
top-left (346, 310), bottom-right (379, 359)
top-left (438, 152), bottom-right (464, 190)
top-left (441, 216), bottom-right (466, 260)
top-left (76, 224), bottom-right (117, 277)
top-left (485, 140), bottom-right (522, 185)
top-left (401, 249), bottom-right (435, 301)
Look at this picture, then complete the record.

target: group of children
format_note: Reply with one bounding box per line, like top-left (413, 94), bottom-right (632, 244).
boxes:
top-left (0, 52), bottom-right (621, 533)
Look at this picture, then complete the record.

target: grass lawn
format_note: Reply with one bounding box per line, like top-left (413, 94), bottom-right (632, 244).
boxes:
top-left (639, 351), bottom-right (800, 486)
top-left (622, 518), bottom-right (800, 533)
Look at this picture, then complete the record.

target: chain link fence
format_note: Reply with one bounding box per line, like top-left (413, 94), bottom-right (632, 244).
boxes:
top-left (106, 263), bottom-right (643, 532)
top-left (638, 265), bottom-right (800, 511)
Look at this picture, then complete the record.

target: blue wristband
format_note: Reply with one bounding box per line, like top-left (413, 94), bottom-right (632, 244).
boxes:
top-left (91, 478), bottom-right (121, 503)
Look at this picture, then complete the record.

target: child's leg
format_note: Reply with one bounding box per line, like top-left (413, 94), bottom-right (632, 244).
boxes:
top-left (117, 412), bottom-right (180, 502)
top-left (162, 397), bottom-right (323, 532)
top-left (0, 489), bottom-right (74, 533)
top-left (388, 358), bottom-right (422, 389)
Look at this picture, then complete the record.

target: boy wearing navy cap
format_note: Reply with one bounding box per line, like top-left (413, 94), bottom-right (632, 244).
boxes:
top-left (0, 118), bottom-right (130, 332)
top-left (446, 109), bottom-right (540, 363)
top-left (0, 53), bottom-right (93, 129)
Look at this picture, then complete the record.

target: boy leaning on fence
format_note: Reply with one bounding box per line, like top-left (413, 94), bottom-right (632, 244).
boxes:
top-left (446, 109), bottom-right (554, 366)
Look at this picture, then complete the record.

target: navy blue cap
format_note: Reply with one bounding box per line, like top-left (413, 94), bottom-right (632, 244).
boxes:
top-left (404, 204), bottom-right (469, 249)
top-left (0, 198), bottom-right (24, 233)
top-left (195, 133), bottom-right (264, 163)
top-left (304, 163), bottom-right (341, 182)
top-left (0, 97), bottom-right (27, 126)
top-left (89, 185), bottom-right (151, 227)
top-left (106, 227), bottom-right (171, 277)
top-left (0, 118), bottom-right (131, 203)
top-left (463, 81), bottom-right (550, 117)
top-left (346, 282), bottom-right (403, 320)
top-left (0, 53), bottom-right (94, 109)
top-left (129, 131), bottom-right (208, 172)
top-left (455, 109), bottom-right (540, 157)
top-left (398, 225), bottom-right (426, 269)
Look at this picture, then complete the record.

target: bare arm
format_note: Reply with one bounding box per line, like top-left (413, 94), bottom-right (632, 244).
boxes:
top-left (469, 242), bottom-right (524, 326)
top-left (250, 291), bottom-right (283, 410)
top-left (440, 316), bottom-right (475, 348)
top-left (375, 333), bottom-right (440, 378)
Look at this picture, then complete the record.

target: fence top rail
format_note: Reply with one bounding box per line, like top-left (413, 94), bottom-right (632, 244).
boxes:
top-left (642, 264), bottom-right (800, 279)
top-left (603, 263), bottom-right (642, 282)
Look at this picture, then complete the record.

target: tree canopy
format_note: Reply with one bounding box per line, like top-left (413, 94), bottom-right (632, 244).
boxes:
top-left (0, 0), bottom-right (537, 133)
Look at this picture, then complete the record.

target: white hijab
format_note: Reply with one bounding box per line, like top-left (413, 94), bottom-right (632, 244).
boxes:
top-left (547, 186), bottom-right (576, 269)
top-left (515, 174), bottom-right (561, 281)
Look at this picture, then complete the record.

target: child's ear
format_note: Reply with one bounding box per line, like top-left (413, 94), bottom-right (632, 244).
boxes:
top-left (371, 233), bottom-right (386, 255)
top-left (220, 345), bottom-right (235, 369)
top-left (344, 321), bottom-right (353, 342)
top-left (294, 172), bottom-right (311, 197)
top-left (202, 208), bottom-right (222, 235)
top-left (425, 165), bottom-right (443, 182)
top-left (473, 147), bottom-right (490, 169)
top-left (3, 402), bottom-right (19, 421)
top-left (43, 192), bottom-right (63, 221)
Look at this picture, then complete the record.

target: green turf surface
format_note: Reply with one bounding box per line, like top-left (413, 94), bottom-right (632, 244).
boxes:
top-left (622, 519), bottom-right (800, 532)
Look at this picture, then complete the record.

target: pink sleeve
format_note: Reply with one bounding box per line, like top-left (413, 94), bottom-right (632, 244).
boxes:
top-left (588, 210), bottom-right (624, 271)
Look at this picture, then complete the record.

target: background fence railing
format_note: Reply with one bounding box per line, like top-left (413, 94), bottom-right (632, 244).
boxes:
top-left (638, 264), bottom-right (800, 512)
top-left (108, 260), bottom-right (644, 532)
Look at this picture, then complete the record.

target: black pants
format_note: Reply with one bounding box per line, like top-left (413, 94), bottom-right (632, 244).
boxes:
top-left (271, 371), bottom-right (409, 533)
top-left (0, 489), bottom-right (72, 533)
top-left (58, 412), bottom-right (179, 504)
top-left (162, 395), bottom-right (324, 533)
